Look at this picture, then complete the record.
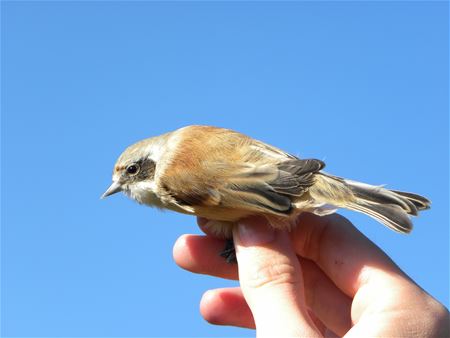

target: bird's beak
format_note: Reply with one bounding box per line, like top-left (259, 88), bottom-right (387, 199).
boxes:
top-left (101, 181), bottom-right (123, 199)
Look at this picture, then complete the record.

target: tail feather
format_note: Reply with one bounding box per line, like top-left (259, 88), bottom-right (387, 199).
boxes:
top-left (389, 190), bottom-right (431, 211)
top-left (343, 179), bottom-right (430, 234)
top-left (344, 180), bottom-right (419, 215)
top-left (347, 201), bottom-right (413, 233)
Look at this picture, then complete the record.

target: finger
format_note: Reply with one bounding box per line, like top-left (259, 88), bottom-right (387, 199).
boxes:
top-left (307, 310), bottom-right (328, 336)
top-left (200, 287), bottom-right (255, 329)
top-left (233, 216), bottom-right (321, 337)
top-left (173, 234), bottom-right (238, 280)
top-left (174, 232), bottom-right (352, 335)
top-left (194, 256), bottom-right (352, 335)
top-left (300, 257), bottom-right (352, 336)
top-left (292, 213), bottom-right (409, 298)
top-left (200, 290), bottom-right (340, 337)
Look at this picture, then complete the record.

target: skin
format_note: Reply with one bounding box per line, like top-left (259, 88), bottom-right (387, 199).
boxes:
top-left (173, 213), bottom-right (449, 337)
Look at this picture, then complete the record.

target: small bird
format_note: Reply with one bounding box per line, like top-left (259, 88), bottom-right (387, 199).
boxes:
top-left (102, 125), bottom-right (430, 261)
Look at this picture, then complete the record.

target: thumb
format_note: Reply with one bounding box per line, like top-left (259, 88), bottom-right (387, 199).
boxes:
top-left (233, 217), bottom-right (321, 338)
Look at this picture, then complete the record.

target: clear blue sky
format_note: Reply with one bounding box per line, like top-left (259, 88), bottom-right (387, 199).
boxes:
top-left (2, 2), bottom-right (448, 337)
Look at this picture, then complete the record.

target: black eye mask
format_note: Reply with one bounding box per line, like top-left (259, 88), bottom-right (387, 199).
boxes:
top-left (128, 158), bottom-right (156, 182)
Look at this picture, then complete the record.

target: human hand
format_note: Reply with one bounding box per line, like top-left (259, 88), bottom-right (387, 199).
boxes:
top-left (173, 213), bottom-right (449, 337)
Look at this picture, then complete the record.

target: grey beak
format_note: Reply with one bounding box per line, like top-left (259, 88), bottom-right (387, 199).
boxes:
top-left (101, 181), bottom-right (123, 199)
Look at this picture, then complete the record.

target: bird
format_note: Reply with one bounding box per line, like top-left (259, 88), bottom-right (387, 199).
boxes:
top-left (102, 125), bottom-right (430, 262)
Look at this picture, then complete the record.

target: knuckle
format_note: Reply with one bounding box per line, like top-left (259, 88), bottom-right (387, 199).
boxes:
top-left (243, 259), bottom-right (300, 290)
top-left (421, 293), bottom-right (450, 335)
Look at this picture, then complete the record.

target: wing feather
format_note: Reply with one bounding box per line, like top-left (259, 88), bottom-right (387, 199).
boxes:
top-left (218, 158), bottom-right (325, 215)
top-left (158, 126), bottom-right (325, 217)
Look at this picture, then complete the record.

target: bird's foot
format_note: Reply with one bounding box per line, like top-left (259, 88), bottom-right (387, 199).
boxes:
top-left (219, 239), bottom-right (237, 264)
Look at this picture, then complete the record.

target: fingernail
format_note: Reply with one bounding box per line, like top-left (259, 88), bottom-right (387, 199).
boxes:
top-left (237, 220), bottom-right (275, 246)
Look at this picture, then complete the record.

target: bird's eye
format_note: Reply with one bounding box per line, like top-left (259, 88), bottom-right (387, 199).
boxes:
top-left (126, 164), bottom-right (139, 175)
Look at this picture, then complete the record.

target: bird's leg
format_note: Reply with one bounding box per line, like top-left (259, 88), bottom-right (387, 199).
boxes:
top-left (219, 239), bottom-right (237, 264)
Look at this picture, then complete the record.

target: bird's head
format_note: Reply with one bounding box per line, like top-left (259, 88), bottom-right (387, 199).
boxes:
top-left (101, 135), bottom-right (167, 205)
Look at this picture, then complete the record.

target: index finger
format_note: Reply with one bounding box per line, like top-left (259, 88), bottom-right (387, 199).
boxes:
top-left (291, 213), bottom-right (410, 298)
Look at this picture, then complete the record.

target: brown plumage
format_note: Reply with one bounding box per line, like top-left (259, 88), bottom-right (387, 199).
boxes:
top-left (102, 125), bottom-right (431, 240)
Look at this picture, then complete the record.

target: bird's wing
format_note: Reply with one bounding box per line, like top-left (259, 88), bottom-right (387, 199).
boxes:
top-left (219, 158), bottom-right (325, 215)
top-left (160, 158), bottom-right (325, 216)
top-left (158, 125), bottom-right (325, 216)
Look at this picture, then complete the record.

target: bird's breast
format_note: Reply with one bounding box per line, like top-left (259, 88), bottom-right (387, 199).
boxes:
top-left (127, 181), bottom-right (162, 206)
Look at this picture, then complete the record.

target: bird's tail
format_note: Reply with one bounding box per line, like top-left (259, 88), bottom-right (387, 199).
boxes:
top-left (312, 174), bottom-right (431, 233)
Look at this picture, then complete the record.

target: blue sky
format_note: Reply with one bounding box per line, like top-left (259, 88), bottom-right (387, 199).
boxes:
top-left (2, 2), bottom-right (448, 337)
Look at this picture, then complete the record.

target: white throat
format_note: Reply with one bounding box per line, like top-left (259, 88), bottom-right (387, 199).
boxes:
top-left (125, 180), bottom-right (165, 208)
